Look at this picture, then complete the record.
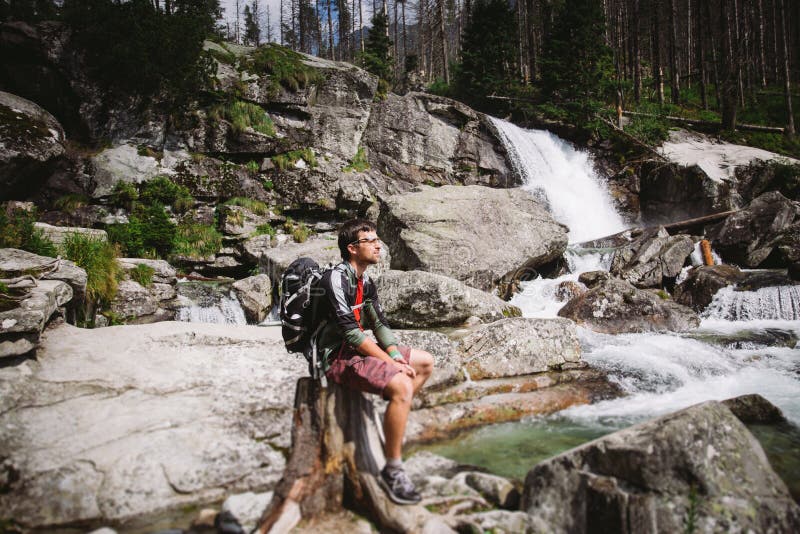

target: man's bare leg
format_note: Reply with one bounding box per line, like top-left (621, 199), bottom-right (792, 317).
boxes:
top-left (383, 372), bottom-right (413, 459)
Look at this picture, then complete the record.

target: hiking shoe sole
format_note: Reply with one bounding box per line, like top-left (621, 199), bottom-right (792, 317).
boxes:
top-left (378, 476), bottom-right (422, 505)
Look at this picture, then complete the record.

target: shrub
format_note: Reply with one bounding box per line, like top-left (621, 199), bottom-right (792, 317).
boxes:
top-left (60, 233), bottom-right (120, 307)
top-left (109, 181), bottom-right (139, 209)
top-left (140, 176), bottom-right (194, 213)
top-left (0, 206), bottom-right (57, 257)
top-left (343, 146), bottom-right (370, 172)
top-left (224, 197), bottom-right (270, 215)
top-left (245, 160), bottom-right (260, 172)
top-left (171, 223), bottom-right (222, 259)
top-left (107, 203), bottom-right (176, 258)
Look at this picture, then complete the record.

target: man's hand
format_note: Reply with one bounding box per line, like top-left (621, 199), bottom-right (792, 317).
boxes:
top-left (393, 360), bottom-right (416, 378)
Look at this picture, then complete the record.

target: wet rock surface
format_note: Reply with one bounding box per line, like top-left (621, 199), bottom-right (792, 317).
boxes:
top-left (522, 401), bottom-right (800, 534)
top-left (609, 226), bottom-right (694, 288)
top-left (558, 278), bottom-right (700, 333)
top-left (674, 264), bottom-right (746, 311)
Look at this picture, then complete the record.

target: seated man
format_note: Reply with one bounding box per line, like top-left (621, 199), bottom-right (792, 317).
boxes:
top-left (317, 218), bottom-right (435, 504)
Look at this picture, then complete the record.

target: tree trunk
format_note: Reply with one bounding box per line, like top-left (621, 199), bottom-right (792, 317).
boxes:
top-left (419, 0), bottom-right (427, 78)
top-left (721, 0), bottom-right (739, 130)
top-left (256, 379), bottom-right (434, 533)
top-left (757, 0), bottom-right (767, 87)
top-left (698, 1), bottom-right (708, 110)
top-left (633, 0), bottom-right (641, 102)
top-left (327, 0), bottom-right (334, 60)
top-left (439, 0), bottom-right (449, 84)
top-left (653, 2), bottom-right (665, 105)
top-left (668, 0), bottom-right (680, 103)
top-left (780, 0), bottom-right (796, 136)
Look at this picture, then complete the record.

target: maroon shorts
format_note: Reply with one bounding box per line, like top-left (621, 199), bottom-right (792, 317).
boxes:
top-left (325, 344), bottom-right (412, 398)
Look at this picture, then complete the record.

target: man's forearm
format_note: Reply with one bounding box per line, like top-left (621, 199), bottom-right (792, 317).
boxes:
top-left (355, 337), bottom-right (395, 363)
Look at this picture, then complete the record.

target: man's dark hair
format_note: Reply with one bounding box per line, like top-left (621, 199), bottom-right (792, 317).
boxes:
top-left (338, 219), bottom-right (377, 261)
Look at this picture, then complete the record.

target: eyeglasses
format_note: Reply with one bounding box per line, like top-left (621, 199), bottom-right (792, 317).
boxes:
top-left (350, 237), bottom-right (382, 246)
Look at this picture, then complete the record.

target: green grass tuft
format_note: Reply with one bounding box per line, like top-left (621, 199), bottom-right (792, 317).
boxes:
top-left (255, 223), bottom-right (276, 237)
top-left (247, 44), bottom-right (322, 97)
top-left (140, 176), bottom-right (195, 213)
top-left (343, 146), bottom-right (370, 172)
top-left (223, 197), bottom-right (270, 215)
top-left (171, 223), bottom-right (222, 260)
top-left (60, 233), bottom-right (120, 307)
top-left (223, 100), bottom-right (276, 136)
top-left (0, 205), bottom-right (57, 257)
top-left (272, 148), bottom-right (317, 171)
top-left (54, 193), bottom-right (90, 213)
top-left (129, 263), bottom-right (155, 287)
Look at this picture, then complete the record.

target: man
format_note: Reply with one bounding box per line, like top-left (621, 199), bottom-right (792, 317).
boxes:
top-left (317, 218), bottom-right (434, 505)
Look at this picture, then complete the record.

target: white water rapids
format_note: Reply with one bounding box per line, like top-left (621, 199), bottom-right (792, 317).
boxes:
top-left (489, 117), bottom-right (800, 427)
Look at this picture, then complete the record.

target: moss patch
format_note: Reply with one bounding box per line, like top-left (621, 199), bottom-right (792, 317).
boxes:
top-left (246, 43), bottom-right (322, 97)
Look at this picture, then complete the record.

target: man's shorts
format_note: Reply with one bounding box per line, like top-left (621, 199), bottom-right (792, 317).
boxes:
top-left (325, 344), bottom-right (412, 398)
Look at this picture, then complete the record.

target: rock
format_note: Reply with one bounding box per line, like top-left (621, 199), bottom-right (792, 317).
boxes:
top-left (87, 528), bottom-right (117, 534)
top-left (464, 472), bottom-right (520, 509)
top-left (231, 274), bottom-right (273, 323)
top-left (172, 157), bottom-right (271, 202)
top-left (378, 185), bottom-right (568, 292)
top-left (219, 205), bottom-right (273, 237)
top-left (709, 191), bottom-right (800, 268)
top-left (260, 233), bottom-right (391, 283)
top-left (118, 258), bottom-right (177, 285)
top-left (404, 451), bottom-right (463, 481)
top-left (577, 270), bottom-right (610, 288)
top-left (33, 222), bottom-right (108, 246)
top-left (735, 159), bottom-right (800, 203)
top-left (392, 329), bottom-right (464, 389)
top-left (557, 278), bottom-right (700, 334)
top-left (191, 508), bottom-right (218, 529)
top-left (777, 222), bottom-right (800, 280)
top-left (555, 280), bottom-right (584, 301)
top-left (521, 401), bottom-right (800, 533)
top-left (609, 226), bottom-right (694, 288)
top-left (109, 280), bottom-right (159, 320)
top-left (363, 92), bottom-right (515, 188)
top-left (0, 321), bottom-right (302, 529)
top-left (457, 510), bottom-right (535, 534)
top-left (0, 91), bottom-right (65, 200)
top-left (673, 265), bottom-right (745, 311)
top-left (723, 393), bottom-right (788, 425)
top-left (40, 205), bottom-right (109, 229)
top-left (458, 318), bottom-right (581, 380)
top-left (0, 248), bottom-right (87, 303)
top-left (89, 144), bottom-right (161, 198)
top-left (375, 270), bottom-right (521, 328)
top-left (222, 491), bottom-right (273, 532)
top-left (0, 280), bottom-right (72, 358)
top-left (240, 234), bottom-right (274, 263)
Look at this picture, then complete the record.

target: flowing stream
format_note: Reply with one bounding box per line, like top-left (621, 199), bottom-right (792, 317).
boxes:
top-left (422, 119), bottom-right (800, 496)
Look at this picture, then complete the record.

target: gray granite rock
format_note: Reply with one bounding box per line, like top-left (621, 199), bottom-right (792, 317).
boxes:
top-left (522, 401), bottom-right (800, 533)
top-left (231, 274), bottom-right (273, 323)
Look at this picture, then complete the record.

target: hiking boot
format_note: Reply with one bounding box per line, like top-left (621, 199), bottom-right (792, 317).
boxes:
top-left (379, 466), bottom-right (422, 505)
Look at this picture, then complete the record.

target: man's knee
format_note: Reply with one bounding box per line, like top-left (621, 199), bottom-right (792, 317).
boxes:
top-left (411, 349), bottom-right (434, 375)
top-left (385, 372), bottom-right (413, 402)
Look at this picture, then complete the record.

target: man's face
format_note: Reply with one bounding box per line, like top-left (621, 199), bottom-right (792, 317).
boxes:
top-left (349, 230), bottom-right (382, 265)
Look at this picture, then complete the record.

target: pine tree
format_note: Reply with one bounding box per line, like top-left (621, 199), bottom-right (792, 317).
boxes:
top-left (455, 0), bottom-right (518, 111)
top-left (361, 11), bottom-right (392, 82)
top-left (539, 0), bottom-right (613, 117)
top-left (243, 3), bottom-right (261, 46)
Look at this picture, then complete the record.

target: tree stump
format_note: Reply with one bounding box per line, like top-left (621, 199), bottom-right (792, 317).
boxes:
top-left (256, 378), bottom-right (435, 533)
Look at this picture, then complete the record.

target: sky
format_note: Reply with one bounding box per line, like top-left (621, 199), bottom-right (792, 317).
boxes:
top-left (219, 0), bottom-right (387, 44)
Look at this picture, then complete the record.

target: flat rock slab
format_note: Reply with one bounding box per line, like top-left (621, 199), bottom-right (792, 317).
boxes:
top-left (522, 400), bottom-right (800, 533)
top-left (0, 248), bottom-right (87, 301)
top-left (0, 322), bottom-right (305, 529)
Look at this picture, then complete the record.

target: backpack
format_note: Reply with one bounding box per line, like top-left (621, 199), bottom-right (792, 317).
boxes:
top-left (279, 257), bottom-right (331, 378)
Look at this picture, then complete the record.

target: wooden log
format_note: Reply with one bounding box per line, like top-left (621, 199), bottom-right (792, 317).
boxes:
top-left (700, 239), bottom-right (715, 266)
top-left (660, 209), bottom-right (739, 233)
top-left (256, 379), bottom-right (439, 534)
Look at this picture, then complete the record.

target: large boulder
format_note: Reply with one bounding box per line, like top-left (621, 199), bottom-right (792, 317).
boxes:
top-left (777, 222), bottom-right (800, 280)
top-left (557, 278), bottom-right (700, 334)
top-left (34, 222), bottom-right (107, 246)
top-left (392, 329), bottom-right (464, 389)
top-left (458, 318), bottom-right (582, 380)
top-left (378, 185), bottom-right (568, 292)
top-left (89, 144), bottom-right (162, 198)
top-left (708, 191), bottom-right (800, 268)
top-left (375, 270), bottom-right (520, 328)
top-left (0, 91), bottom-right (65, 200)
top-left (609, 227), bottom-right (694, 288)
top-left (0, 321), bottom-right (303, 529)
top-left (363, 92), bottom-right (515, 188)
top-left (231, 274), bottom-right (273, 323)
top-left (521, 401), bottom-right (800, 533)
top-left (673, 264), bottom-right (746, 311)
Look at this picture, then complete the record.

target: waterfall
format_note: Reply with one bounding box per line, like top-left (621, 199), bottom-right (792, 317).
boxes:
top-left (703, 285), bottom-right (800, 321)
top-left (490, 117), bottom-right (626, 243)
top-left (175, 281), bottom-right (248, 325)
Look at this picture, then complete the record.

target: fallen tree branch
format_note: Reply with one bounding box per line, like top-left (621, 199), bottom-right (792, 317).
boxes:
top-left (622, 110), bottom-right (785, 133)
